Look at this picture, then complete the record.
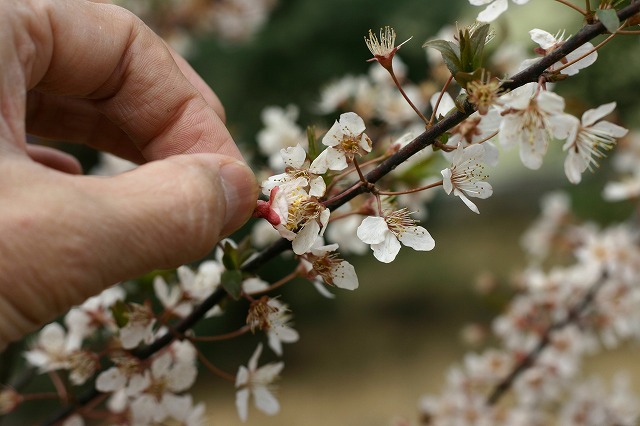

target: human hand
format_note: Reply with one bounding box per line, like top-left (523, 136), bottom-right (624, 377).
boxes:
top-left (0, 0), bottom-right (258, 349)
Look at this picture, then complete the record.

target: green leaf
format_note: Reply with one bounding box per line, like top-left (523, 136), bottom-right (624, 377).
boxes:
top-left (237, 237), bottom-right (256, 267)
top-left (469, 24), bottom-right (491, 70)
top-left (454, 69), bottom-right (484, 91)
top-left (221, 270), bottom-right (243, 300)
top-left (423, 39), bottom-right (461, 76)
top-left (222, 241), bottom-right (238, 270)
top-left (307, 126), bottom-right (318, 161)
top-left (111, 301), bottom-right (129, 328)
top-left (596, 8), bottom-right (620, 33)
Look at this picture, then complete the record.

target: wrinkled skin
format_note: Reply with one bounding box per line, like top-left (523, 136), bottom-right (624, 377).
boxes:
top-left (0, 0), bottom-right (258, 350)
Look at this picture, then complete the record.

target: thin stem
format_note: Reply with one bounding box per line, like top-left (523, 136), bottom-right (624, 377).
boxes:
top-left (21, 392), bottom-right (59, 402)
top-left (428, 74), bottom-right (454, 127)
top-left (326, 154), bottom-right (388, 194)
top-left (196, 350), bottom-right (236, 383)
top-left (47, 372), bottom-right (68, 405)
top-left (375, 194), bottom-right (383, 216)
top-left (378, 180), bottom-right (443, 196)
top-left (389, 69), bottom-right (430, 125)
top-left (554, 26), bottom-right (620, 73)
top-left (554, 0), bottom-right (587, 15)
top-left (477, 130), bottom-right (499, 145)
top-left (584, 0), bottom-right (591, 15)
top-left (352, 157), bottom-right (367, 183)
top-left (328, 209), bottom-right (364, 223)
top-left (188, 325), bottom-right (251, 343)
top-left (257, 270), bottom-right (300, 293)
top-left (486, 273), bottom-right (606, 406)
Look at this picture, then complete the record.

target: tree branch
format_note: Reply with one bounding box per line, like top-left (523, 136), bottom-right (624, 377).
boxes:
top-left (42, 2), bottom-right (640, 424)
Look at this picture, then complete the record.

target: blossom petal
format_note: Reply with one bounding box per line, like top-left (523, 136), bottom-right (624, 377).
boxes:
top-left (529, 29), bottom-right (556, 50)
top-left (441, 168), bottom-right (454, 194)
top-left (582, 102), bottom-right (616, 127)
top-left (398, 226), bottom-right (436, 250)
top-left (338, 112), bottom-right (366, 136)
top-left (590, 121), bottom-right (628, 138)
top-left (476, 0), bottom-right (508, 22)
top-left (253, 386), bottom-right (281, 416)
top-left (454, 189), bottom-right (480, 214)
top-left (292, 220), bottom-right (321, 255)
top-left (281, 144), bottom-right (307, 168)
top-left (331, 261), bottom-right (359, 290)
top-left (309, 147), bottom-right (348, 174)
top-left (564, 150), bottom-right (587, 184)
top-left (96, 367), bottom-right (126, 392)
top-left (357, 216), bottom-right (388, 244)
top-left (235, 388), bottom-right (250, 422)
top-left (309, 175), bottom-right (326, 197)
top-left (371, 232), bottom-right (402, 263)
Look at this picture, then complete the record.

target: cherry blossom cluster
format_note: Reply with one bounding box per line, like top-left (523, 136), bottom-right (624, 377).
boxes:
top-left (419, 191), bottom-right (640, 425)
top-left (3, 1), bottom-right (640, 425)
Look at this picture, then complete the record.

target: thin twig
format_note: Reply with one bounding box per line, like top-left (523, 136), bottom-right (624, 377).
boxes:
top-left (377, 180), bottom-right (443, 196)
top-left (389, 69), bottom-right (430, 125)
top-left (554, 0), bottom-right (587, 15)
top-left (428, 74), bottom-right (454, 127)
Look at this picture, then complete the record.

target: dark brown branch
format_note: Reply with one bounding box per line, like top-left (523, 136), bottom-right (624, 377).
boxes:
top-left (43, 2), bottom-right (640, 424)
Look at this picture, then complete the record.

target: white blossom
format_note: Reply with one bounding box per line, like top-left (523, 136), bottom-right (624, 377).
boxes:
top-left (24, 323), bottom-right (96, 385)
top-left (309, 112), bottom-right (372, 174)
top-left (261, 144), bottom-right (326, 198)
top-left (257, 178), bottom-right (330, 255)
top-left (257, 105), bottom-right (306, 171)
top-left (301, 242), bottom-right (359, 291)
top-left (235, 344), bottom-right (283, 422)
top-left (64, 285), bottom-right (125, 349)
top-left (119, 304), bottom-right (156, 350)
top-left (357, 210), bottom-right (435, 263)
top-left (499, 84), bottom-right (574, 169)
top-left (563, 102), bottom-right (628, 184)
top-left (441, 143), bottom-right (493, 214)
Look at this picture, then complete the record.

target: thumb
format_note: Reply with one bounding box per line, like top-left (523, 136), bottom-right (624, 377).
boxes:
top-left (102, 154), bottom-right (258, 270)
top-left (0, 153), bottom-right (257, 347)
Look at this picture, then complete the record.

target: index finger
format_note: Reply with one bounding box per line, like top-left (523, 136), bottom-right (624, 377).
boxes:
top-left (9, 0), bottom-right (241, 161)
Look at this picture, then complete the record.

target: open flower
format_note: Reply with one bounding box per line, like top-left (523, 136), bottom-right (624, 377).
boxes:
top-left (563, 102), bottom-right (628, 184)
top-left (254, 178), bottom-right (329, 255)
top-left (300, 242), bottom-right (359, 290)
top-left (441, 143), bottom-right (493, 214)
top-left (261, 144), bottom-right (325, 198)
top-left (236, 344), bottom-right (284, 422)
top-left (499, 84), bottom-right (575, 169)
top-left (309, 112), bottom-right (372, 174)
top-left (24, 323), bottom-right (97, 385)
top-left (246, 297), bottom-right (299, 356)
top-left (256, 105), bottom-right (306, 170)
top-left (119, 304), bottom-right (156, 350)
top-left (357, 209), bottom-right (435, 263)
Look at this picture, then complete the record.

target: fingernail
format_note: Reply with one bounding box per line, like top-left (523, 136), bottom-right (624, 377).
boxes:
top-left (219, 160), bottom-right (258, 236)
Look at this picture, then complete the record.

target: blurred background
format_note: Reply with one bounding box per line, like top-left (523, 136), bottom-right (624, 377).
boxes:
top-left (6, 0), bottom-right (640, 425)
